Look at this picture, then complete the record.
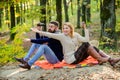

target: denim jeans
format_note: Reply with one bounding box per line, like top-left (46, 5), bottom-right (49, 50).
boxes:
top-left (24, 43), bottom-right (41, 61)
top-left (28, 44), bottom-right (59, 66)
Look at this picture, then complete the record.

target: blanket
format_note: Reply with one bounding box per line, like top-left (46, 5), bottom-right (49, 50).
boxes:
top-left (34, 56), bottom-right (98, 69)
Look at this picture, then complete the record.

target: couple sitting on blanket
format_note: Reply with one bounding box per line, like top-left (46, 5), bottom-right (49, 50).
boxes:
top-left (15, 21), bottom-right (120, 70)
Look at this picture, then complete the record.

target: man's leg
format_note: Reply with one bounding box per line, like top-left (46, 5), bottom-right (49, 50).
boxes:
top-left (19, 44), bottom-right (59, 69)
top-left (15, 43), bottom-right (40, 64)
top-left (24, 43), bottom-right (40, 61)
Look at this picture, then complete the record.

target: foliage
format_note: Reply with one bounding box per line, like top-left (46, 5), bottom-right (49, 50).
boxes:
top-left (0, 23), bottom-right (30, 65)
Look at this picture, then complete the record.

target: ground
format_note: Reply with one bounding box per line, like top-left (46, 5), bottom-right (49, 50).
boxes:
top-left (0, 56), bottom-right (120, 80)
top-left (0, 28), bottom-right (120, 80)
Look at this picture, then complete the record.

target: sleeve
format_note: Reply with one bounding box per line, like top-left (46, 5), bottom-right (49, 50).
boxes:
top-left (31, 38), bottom-right (49, 44)
top-left (77, 29), bottom-right (89, 42)
top-left (36, 33), bottom-right (41, 39)
top-left (39, 31), bottom-right (63, 41)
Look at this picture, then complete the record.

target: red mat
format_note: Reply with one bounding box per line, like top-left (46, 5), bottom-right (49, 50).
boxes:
top-left (34, 56), bottom-right (98, 69)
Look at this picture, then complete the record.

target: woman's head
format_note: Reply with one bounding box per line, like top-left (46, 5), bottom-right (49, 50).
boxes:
top-left (62, 22), bottom-right (74, 38)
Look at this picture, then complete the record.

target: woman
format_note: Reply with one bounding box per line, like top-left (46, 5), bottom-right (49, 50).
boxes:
top-left (31, 22), bottom-right (120, 67)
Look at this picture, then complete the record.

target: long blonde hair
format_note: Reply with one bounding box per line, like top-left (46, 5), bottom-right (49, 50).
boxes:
top-left (62, 22), bottom-right (74, 38)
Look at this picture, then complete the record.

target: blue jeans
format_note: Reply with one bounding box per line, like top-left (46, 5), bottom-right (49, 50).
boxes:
top-left (24, 43), bottom-right (40, 61)
top-left (28, 44), bottom-right (59, 66)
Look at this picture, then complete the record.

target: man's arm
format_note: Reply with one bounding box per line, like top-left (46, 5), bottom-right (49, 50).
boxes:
top-left (24, 37), bottom-right (50, 44)
top-left (31, 38), bottom-right (49, 44)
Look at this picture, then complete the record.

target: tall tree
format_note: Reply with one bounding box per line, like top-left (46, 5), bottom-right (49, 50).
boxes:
top-left (40, 0), bottom-right (47, 31)
top-left (10, 2), bottom-right (16, 40)
top-left (20, 2), bottom-right (23, 24)
top-left (16, 3), bottom-right (20, 24)
top-left (56, 0), bottom-right (62, 29)
top-left (82, 0), bottom-right (86, 23)
top-left (5, 6), bottom-right (10, 28)
top-left (77, 0), bottom-right (81, 28)
top-left (47, 0), bottom-right (51, 22)
top-left (100, 0), bottom-right (117, 49)
top-left (86, 0), bottom-right (91, 22)
top-left (63, 0), bottom-right (69, 22)
top-left (0, 8), bottom-right (3, 28)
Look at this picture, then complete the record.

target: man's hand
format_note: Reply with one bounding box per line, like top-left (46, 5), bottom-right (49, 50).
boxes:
top-left (31, 28), bottom-right (40, 33)
top-left (24, 38), bottom-right (31, 42)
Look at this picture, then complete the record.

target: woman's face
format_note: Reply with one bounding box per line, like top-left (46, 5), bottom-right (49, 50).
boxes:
top-left (63, 25), bottom-right (71, 36)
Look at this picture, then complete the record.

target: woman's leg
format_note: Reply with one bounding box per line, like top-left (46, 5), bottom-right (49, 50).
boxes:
top-left (99, 50), bottom-right (110, 58)
top-left (88, 46), bottom-right (120, 67)
top-left (87, 46), bottom-right (109, 63)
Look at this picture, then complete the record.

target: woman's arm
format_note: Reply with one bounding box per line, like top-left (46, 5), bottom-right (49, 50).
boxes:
top-left (31, 28), bottom-right (63, 40)
top-left (77, 23), bottom-right (89, 42)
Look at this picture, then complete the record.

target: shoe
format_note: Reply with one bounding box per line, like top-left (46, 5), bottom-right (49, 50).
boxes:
top-left (19, 63), bottom-right (31, 70)
top-left (14, 57), bottom-right (27, 64)
top-left (108, 57), bottom-right (120, 67)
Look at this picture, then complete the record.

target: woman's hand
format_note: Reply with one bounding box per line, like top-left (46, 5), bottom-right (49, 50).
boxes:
top-left (81, 22), bottom-right (86, 29)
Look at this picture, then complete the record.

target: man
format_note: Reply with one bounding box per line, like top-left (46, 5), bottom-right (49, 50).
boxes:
top-left (15, 21), bottom-right (63, 70)
top-left (15, 22), bottom-right (46, 64)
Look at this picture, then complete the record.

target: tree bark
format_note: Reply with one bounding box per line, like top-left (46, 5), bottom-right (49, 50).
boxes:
top-left (56, 0), bottom-right (62, 29)
top-left (40, 0), bottom-right (47, 31)
top-left (47, 0), bottom-right (51, 22)
top-left (100, 0), bottom-right (117, 49)
top-left (82, 0), bottom-right (86, 23)
top-left (16, 3), bottom-right (20, 24)
top-left (10, 3), bottom-right (16, 40)
top-left (86, 0), bottom-right (91, 22)
top-left (0, 8), bottom-right (3, 28)
top-left (63, 0), bottom-right (69, 22)
top-left (77, 0), bottom-right (81, 28)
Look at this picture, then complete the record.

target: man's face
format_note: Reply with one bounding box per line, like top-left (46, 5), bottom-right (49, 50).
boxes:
top-left (48, 24), bottom-right (56, 33)
top-left (36, 26), bottom-right (42, 31)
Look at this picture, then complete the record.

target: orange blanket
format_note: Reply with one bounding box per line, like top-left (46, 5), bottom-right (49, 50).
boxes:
top-left (34, 56), bottom-right (98, 69)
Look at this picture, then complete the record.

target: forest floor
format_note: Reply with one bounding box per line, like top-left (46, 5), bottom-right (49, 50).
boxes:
top-left (0, 27), bottom-right (120, 80)
top-left (0, 54), bottom-right (120, 80)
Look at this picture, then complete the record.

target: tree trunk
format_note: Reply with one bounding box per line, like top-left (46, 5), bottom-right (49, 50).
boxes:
top-left (77, 0), bottom-right (81, 28)
top-left (82, 0), bottom-right (86, 23)
top-left (5, 6), bottom-right (10, 28)
top-left (16, 3), bottom-right (20, 24)
top-left (86, 0), bottom-right (91, 22)
top-left (100, 0), bottom-right (117, 49)
top-left (47, 0), bottom-right (51, 22)
top-left (10, 3), bottom-right (16, 40)
top-left (70, 0), bottom-right (74, 15)
top-left (20, 2), bottom-right (23, 24)
top-left (40, 0), bottom-right (47, 31)
top-left (56, 0), bottom-right (62, 29)
top-left (23, 2), bottom-right (26, 23)
top-left (0, 8), bottom-right (3, 28)
top-left (63, 0), bottom-right (69, 22)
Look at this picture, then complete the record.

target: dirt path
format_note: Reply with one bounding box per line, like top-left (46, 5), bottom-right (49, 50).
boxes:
top-left (0, 62), bottom-right (120, 80)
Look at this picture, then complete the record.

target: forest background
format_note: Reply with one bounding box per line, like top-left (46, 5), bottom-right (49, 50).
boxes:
top-left (0, 0), bottom-right (120, 66)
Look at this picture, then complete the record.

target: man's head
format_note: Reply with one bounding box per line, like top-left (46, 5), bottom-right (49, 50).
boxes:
top-left (48, 21), bottom-right (59, 33)
top-left (36, 22), bottom-right (45, 31)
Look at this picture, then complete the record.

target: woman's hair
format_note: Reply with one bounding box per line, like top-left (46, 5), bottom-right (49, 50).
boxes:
top-left (62, 22), bottom-right (74, 38)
